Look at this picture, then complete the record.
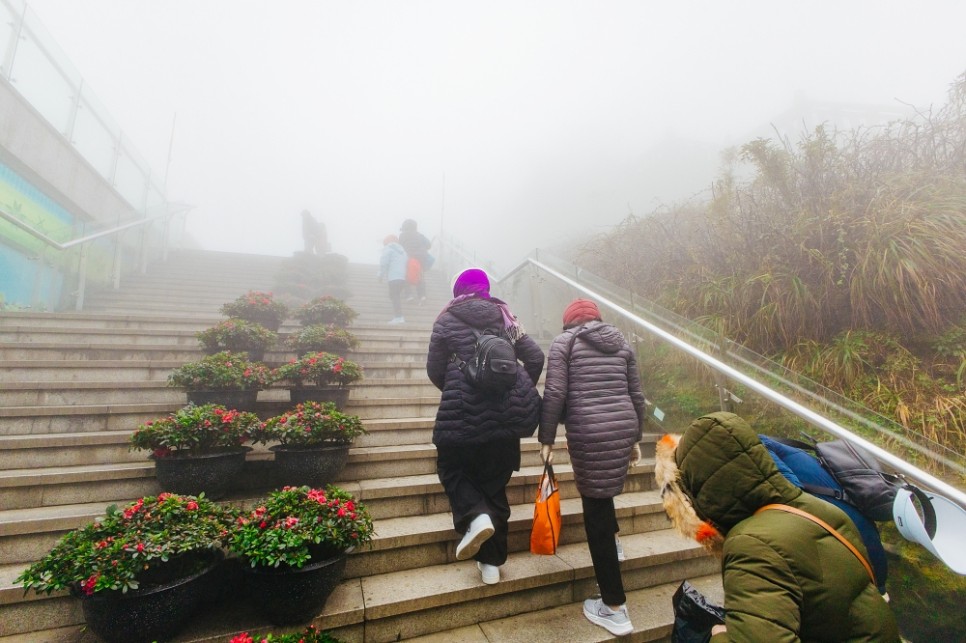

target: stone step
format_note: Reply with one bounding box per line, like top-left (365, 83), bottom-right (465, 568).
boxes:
top-left (1, 491), bottom-right (710, 640)
top-left (0, 439), bottom-right (593, 511)
top-left (0, 359), bottom-right (431, 382)
top-left (0, 379), bottom-right (440, 406)
top-left (403, 575), bottom-right (724, 643)
top-left (0, 342), bottom-right (432, 362)
top-left (0, 397), bottom-right (444, 435)
top-left (0, 417), bottom-right (437, 471)
top-left (0, 448), bottom-right (633, 565)
top-left (0, 326), bottom-right (433, 350)
top-left (0, 310), bottom-right (437, 333)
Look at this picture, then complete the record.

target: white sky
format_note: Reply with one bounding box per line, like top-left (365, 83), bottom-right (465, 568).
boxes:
top-left (25, 1), bottom-right (966, 268)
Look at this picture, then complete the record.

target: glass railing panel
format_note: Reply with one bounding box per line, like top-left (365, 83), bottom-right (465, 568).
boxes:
top-left (513, 251), bottom-right (966, 640)
top-left (71, 94), bottom-right (118, 178)
top-left (113, 146), bottom-right (149, 211)
top-left (0, 2), bottom-right (18, 75)
top-left (8, 12), bottom-right (77, 133)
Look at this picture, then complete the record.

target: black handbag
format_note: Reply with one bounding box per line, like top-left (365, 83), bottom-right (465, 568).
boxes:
top-left (671, 580), bottom-right (725, 643)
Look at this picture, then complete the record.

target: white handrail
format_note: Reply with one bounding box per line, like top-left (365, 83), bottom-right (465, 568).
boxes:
top-left (523, 256), bottom-right (966, 509)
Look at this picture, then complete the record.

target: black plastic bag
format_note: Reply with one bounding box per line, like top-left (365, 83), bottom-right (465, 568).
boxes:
top-left (671, 580), bottom-right (726, 643)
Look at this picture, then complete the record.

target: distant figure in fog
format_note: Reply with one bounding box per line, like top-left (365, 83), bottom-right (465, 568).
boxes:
top-left (301, 210), bottom-right (328, 255)
top-left (378, 234), bottom-right (407, 325)
top-left (398, 218), bottom-right (432, 302)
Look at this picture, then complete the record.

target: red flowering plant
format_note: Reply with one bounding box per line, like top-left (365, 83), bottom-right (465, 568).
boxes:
top-left (285, 325), bottom-right (358, 354)
top-left (229, 626), bottom-right (345, 643)
top-left (167, 351), bottom-right (273, 391)
top-left (15, 493), bottom-right (237, 596)
top-left (256, 401), bottom-right (366, 447)
top-left (293, 296), bottom-right (358, 328)
top-left (220, 290), bottom-right (288, 330)
top-left (273, 352), bottom-right (363, 389)
top-left (227, 485), bottom-right (374, 569)
top-left (129, 404), bottom-right (262, 458)
top-left (196, 319), bottom-right (278, 354)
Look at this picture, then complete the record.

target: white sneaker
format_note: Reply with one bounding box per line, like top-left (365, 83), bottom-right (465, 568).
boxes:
top-left (583, 597), bottom-right (633, 636)
top-left (477, 561), bottom-right (500, 585)
top-left (615, 535), bottom-right (625, 562)
top-left (387, 317), bottom-right (405, 324)
top-left (455, 514), bottom-right (495, 560)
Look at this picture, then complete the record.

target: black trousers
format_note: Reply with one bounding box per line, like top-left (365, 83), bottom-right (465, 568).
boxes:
top-left (436, 439), bottom-right (520, 566)
top-left (582, 495), bottom-right (626, 606)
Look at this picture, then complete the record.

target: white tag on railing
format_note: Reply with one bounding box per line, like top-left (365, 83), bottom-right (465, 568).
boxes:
top-left (653, 407), bottom-right (665, 422)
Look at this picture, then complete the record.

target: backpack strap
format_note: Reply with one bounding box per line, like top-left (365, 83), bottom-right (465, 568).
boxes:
top-left (769, 437), bottom-right (848, 501)
top-left (563, 325), bottom-right (587, 362)
top-left (756, 503), bottom-right (876, 585)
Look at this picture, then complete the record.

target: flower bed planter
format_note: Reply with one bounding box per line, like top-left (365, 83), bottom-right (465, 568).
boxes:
top-left (72, 550), bottom-right (223, 643)
top-left (153, 447), bottom-right (251, 499)
top-left (242, 551), bottom-right (348, 625)
top-left (270, 444), bottom-right (350, 488)
top-left (186, 389), bottom-right (259, 410)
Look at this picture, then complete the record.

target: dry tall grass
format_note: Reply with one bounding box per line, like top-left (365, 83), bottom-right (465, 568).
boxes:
top-left (582, 71), bottom-right (966, 456)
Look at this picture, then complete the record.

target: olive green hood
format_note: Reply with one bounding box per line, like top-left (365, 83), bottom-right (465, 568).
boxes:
top-left (674, 412), bottom-right (802, 533)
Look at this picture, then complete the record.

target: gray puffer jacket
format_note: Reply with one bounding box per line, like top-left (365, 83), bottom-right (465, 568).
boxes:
top-left (539, 321), bottom-right (646, 498)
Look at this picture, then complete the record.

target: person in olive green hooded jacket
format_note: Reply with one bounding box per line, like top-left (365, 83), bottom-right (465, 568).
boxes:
top-left (655, 411), bottom-right (899, 642)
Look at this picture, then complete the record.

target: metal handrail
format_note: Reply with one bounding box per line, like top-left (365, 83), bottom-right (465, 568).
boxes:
top-left (0, 207), bottom-right (164, 250)
top-left (498, 254), bottom-right (966, 511)
top-left (0, 206), bottom-right (170, 310)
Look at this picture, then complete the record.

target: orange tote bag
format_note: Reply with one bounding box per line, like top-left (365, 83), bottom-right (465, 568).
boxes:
top-left (530, 462), bottom-right (562, 555)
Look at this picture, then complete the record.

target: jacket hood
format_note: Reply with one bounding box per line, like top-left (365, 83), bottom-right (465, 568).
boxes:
top-left (448, 297), bottom-right (504, 329)
top-left (656, 412), bottom-right (802, 551)
top-left (576, 321), bottom-right (624, 354)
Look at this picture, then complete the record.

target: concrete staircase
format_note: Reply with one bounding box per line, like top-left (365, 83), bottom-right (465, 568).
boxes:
top-left (0, 249), bottom-right (719, 642)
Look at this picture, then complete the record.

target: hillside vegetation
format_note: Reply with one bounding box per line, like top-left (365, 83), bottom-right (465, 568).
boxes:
top-left (581, 72), bottom-right (966, 458)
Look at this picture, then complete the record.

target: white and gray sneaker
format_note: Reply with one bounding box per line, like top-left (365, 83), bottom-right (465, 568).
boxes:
top-left (477, 561), bottom-right (500, 585)
top-left (455, 514), bottom-right (495, 560)
top-left (583, 597), bottom-right (633, 636)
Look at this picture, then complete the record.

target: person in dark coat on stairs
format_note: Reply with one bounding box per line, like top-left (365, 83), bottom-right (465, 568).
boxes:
top-left (426, 268), bottom-right (544, 585)
top-left (538, 298), bottom-right (647, 637)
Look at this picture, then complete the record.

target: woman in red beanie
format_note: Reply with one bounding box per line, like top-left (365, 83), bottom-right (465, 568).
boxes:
top-left (539, 298), bottom-right (647, 636)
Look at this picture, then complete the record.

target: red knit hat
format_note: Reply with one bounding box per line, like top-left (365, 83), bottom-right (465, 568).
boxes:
top-left (562, 298), bottom-right (601, 327)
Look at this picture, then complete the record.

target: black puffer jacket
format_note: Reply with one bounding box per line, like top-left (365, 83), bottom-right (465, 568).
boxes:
top-left (539, 321), bottom-right (646, 498)
top-left (427, 298), bottom-right (544, 447)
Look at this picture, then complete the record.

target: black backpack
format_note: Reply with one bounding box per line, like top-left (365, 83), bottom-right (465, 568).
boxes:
top-left (454, 328), bottom-right (518, 393)
top-left (773, 436), bottom-right (901, 522)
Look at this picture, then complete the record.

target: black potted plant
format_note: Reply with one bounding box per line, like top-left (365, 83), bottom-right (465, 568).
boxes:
top-left (220, 290), bottom-right (289, 332)
top-left (272, 352), bottom-right (363, 408)
top-left (196, 319), bottom-right (278, 362)
top-left (227, 485), bottom-right (374, 625)
top-left (130, 404), bottom-right (262, 498)
top-left (258, 401), bottom-right (366, 488)
top-left (285, 325), bottom-right (358, 355)
top-left (293, 296), bottom-right (358, 328)
top-left (167, 351), bottom-right (273, 410)
top-left (16, 493), bottom-right (237, 643)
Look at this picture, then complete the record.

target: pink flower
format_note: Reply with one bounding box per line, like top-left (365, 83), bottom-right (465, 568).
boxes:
top-left (186, 501), bottom-right (199, 511)
top-left (284, 516), bottom-right (299, 529)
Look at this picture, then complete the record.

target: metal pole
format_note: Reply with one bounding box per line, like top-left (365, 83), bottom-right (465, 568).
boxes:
top-left (75, 244), bottom-right (88, 311)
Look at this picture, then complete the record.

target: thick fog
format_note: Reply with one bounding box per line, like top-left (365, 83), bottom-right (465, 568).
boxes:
top-left (28, 1), bottom-right (966, 272)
